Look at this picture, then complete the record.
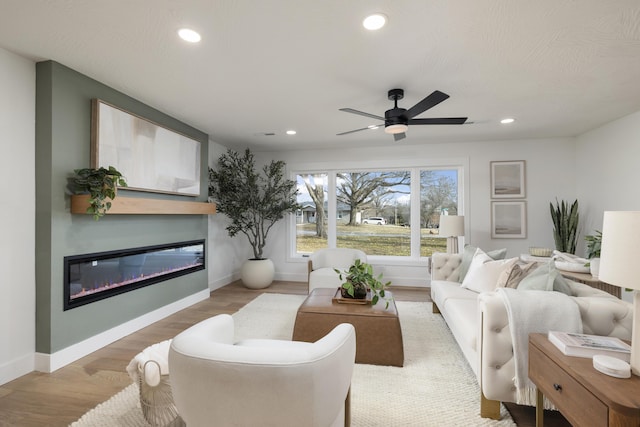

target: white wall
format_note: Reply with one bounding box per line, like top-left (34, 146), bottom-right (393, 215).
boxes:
top-left (207, 140), bottom-right (252, 290)
top-left (575, 110), bottom-right (640, 303)
top-left (0, 47), bottom-right (36, 384)
top-left (258, 137), bottom-right (578, 286)
top-left (575, 111), bottom-right (640, 232)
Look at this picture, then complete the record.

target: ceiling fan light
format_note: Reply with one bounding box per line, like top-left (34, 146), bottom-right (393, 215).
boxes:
top-left (385, 123), bottom-right (408, 134)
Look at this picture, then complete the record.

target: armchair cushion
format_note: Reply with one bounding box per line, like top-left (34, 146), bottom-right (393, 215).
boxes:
top-left (308, 248), bottom-right (367, 293)
top-left (169, 314), bottom-right (356, 427)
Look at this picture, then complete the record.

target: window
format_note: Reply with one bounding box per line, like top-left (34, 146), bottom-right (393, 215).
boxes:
top-left (336, 171), bottom-right (410, 256)
top-left (420, 169), bottom-right (458, 256)
top-left (296, 173), bottom-right (328, 254)
top-left (292, 164), bottom-right (463, 260)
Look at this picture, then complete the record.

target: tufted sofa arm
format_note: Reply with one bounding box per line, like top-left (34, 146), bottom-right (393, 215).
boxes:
top-left (477, 282), bottom-right (633, 405)
top-left (430, 252), bottom-right (462, 282)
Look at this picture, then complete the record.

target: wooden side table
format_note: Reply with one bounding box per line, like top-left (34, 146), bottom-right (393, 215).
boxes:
top-left (559, 271), bottom-right (621, 298)
top-left (528, 333), bottom-right (640, 427)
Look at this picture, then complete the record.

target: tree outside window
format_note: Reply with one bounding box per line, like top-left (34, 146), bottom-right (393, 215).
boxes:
top-left (294, 167), bottom-right (460, 258)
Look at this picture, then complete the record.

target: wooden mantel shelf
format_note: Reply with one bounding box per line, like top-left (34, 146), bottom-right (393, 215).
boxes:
top-left (70, 194), bottom-right (216, 215)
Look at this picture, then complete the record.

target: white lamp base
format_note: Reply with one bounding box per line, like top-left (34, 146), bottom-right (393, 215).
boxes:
top-left (632, 290), bottom-right (639, 376)
top-left (446, 236), bottom-right (459, 254)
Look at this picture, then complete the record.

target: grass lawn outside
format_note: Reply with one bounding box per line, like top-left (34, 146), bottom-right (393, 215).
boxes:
top-left (296, 223), bottom-right (447, 256)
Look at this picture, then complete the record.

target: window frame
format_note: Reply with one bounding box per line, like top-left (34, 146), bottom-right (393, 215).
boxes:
top-left (287, 157), bottom-right (468, 265)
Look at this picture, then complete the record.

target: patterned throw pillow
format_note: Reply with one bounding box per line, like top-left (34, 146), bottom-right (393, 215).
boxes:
top-left (517, 260), bottom-right (573, 295)
top-left (496, 261), bottom-right (540, 289)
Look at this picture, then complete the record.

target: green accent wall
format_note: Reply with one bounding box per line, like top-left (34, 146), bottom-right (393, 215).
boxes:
top-left (35, 61), bottom-right (209, 354)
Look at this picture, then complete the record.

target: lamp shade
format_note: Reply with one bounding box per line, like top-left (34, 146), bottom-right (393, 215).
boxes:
top-left (599, 211), bottom-right (640, 291)
top-left (439, 215), bottom-right (465, 237)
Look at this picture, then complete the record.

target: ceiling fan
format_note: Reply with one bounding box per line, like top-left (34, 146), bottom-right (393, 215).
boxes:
top-left (337, 89), bottom-right (467, 141)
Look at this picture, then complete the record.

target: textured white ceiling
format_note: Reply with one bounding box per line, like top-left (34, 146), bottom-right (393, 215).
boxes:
top-left (2, 0), bottom-right (640, 151)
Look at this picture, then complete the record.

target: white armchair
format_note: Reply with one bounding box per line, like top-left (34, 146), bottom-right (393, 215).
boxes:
top-left (168, 314), bottom-right (356, 427)
top-left (308, 248), bottom-right (367, 293)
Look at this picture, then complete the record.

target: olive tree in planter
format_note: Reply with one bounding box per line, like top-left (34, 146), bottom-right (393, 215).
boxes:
top-left (208, 149), bottom-right (298, 289)
top-left (68, 166), bottom-right (127, 220)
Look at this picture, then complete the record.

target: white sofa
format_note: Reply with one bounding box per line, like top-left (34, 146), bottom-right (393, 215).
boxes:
top-left (430, 252), bottom-right (633, 419)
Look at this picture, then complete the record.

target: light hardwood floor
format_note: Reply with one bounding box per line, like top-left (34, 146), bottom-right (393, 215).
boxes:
top-left (0, 281), bottom-right (429, 426)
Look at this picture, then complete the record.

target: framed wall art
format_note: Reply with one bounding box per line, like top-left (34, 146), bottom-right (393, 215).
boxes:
top-left (91, 99), bottom-right (201, 196)
top-left (491, 201), bottom-right (527, 239)
top-left (490, 160), bottom-right (525, 198)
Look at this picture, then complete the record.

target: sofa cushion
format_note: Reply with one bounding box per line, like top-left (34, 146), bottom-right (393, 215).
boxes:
top-left (431, 280), bottom-right (477, 312)
top-left (442, 298), bottom-right (478, 355)
top-left (496, 261), bottom-right (540, 289)
top-left (459, 245), bottom-right (507, 282)
top-left (517, 260), bottom-right (572, 295)
top-left (461, 249), bottom-right (518, 293)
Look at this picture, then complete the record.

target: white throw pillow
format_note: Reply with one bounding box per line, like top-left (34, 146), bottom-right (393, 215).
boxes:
top-left (461, 249), bottom-right (518, 293)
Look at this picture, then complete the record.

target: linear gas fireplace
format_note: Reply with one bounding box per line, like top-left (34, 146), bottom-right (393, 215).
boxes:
top-left (64, 240), bottom-right (205, 310)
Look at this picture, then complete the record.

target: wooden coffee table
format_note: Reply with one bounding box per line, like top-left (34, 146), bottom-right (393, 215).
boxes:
top-left (292, 288), bottom-right (404, 367)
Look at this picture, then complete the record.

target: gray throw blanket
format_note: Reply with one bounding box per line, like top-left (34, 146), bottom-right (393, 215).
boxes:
top-left (497, 288), bottom-right (582, 406)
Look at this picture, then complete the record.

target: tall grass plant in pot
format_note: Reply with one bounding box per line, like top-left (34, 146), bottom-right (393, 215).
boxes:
top-left (550, 198), bottom-right (579, 254)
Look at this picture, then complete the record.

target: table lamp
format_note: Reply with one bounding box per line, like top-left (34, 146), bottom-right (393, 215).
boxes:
top-left (599, 211), bottom-right (640, 376)
top-left (439, 215), bottom-right (464, 254)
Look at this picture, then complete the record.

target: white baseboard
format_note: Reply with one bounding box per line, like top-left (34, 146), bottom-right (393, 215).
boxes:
top-left (209, 271), bottom-right (242, 290)
top-left (0, 353), bottom-right (35, 386)
top-left (34, 289), bottom-right (210, 374)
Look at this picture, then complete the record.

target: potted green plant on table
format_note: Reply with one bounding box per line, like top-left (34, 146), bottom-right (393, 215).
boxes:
top-left (550, 198), bottom-right (579, 254)
top-left (208, 149), bottom-right (299, 289)
top-left (68, 166), bottom-right (127, 220)
top-left (585, 230), bottom-right (602, 278)
top-left (335, 259), bottom-right (392, 308)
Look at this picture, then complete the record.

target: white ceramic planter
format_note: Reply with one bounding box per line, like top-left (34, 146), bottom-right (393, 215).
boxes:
top-left (241, 258), bottom-right (275, 289)
top-left (590, 257), bottom-right (600, 278)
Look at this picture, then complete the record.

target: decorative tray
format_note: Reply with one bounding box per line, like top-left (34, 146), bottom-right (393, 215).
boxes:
top-left (332, 287), bottom-right (372, 305)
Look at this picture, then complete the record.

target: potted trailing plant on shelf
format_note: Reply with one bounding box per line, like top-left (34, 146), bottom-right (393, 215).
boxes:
top-left (335, 259), bottom-right (392, 308)
top-left (68, 166), bottom-right (127, 220)
top-left (585, 230), bottom-right (602, 277)
top-left (550, 198), bottom-right (579, 254)
top-left (208, 149), bottom-right (299, 289)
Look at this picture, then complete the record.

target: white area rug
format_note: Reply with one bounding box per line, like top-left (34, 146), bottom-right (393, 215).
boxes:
top-left (72, 293), bottom-right (516, 426)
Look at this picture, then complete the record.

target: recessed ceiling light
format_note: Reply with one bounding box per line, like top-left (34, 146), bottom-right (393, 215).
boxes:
top-left (500, 118), bottom-right (515, 124)
top-left (363, 13), bottom-right (387, 31)
top-left (178, 28), bottom-right (201, 43)
top-left (286, 130), bottom-right (297, 135)
top-left (368, 125), bottom-right (380, 130)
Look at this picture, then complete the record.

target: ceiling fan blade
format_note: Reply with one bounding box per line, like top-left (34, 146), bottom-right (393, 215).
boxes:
top-left (408, 117), bottom-right (468, 125)
top-left (393, 132), bottom-right (406, 142)
top-left (339, 108), bottom-right (384, 121)
top-left (405, 90), bottom-right (450, 119)
top-left (337, 124), bottom-right (382, 136)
